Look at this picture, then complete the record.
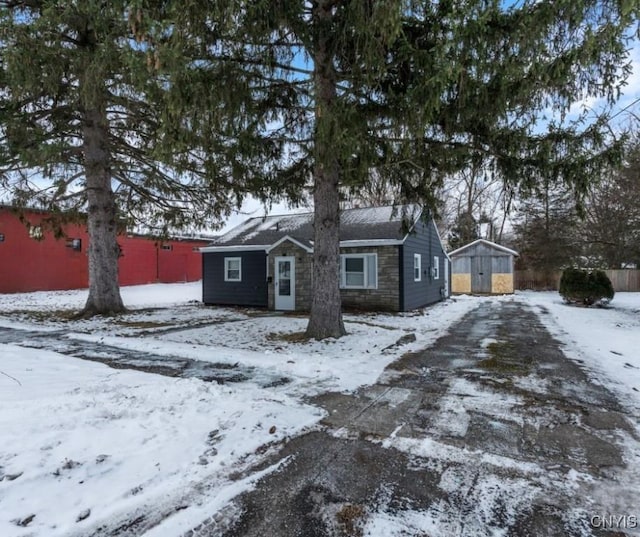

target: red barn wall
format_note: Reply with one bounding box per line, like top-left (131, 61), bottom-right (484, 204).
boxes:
top-left (118, 237), bottom-right (159, 286)
top-left (0, 208), bottom-right (207, 294)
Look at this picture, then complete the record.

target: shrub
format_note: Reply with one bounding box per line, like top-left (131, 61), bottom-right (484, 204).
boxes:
top-left (559, 267), bottom-right (615, 306)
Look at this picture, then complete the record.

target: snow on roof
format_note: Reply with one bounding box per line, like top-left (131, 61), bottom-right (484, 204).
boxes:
top-left (213, 217), bottom-right (265, 243)
top-left (208, 204), bottom-right (423, 247)
top-left (240, 213), bottom-right (314, 243)
top-left (340, 205), bottom-right (418, 225)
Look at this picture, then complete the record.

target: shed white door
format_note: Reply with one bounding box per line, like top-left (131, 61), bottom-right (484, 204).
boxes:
top-left (274, 256), bottom-right (295, 310)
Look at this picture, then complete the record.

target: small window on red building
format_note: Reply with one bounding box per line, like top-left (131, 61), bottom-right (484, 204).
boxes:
top-left (0, 233), bottom-right (5, 242)
top-left (29, 225), bottom-right (43, 240)
top-left (66, 238), bottom-right (82, 251)
top-left (161, 244), bottom-right (173, 251)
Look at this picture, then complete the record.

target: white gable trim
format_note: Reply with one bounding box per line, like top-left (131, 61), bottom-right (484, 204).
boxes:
top-left (431, 220), bottom-right (452, 261)
top-left (398, 212), bottom-right (451, 261)
top-left (448, 239), bottom-right (518, 257)
top-left (266, 235), bottom-right (313, 253)
top-left (400, 206), bottom-right (424, 243)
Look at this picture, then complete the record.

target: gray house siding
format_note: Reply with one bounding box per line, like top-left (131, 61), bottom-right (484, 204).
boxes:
top-left (401, 219), bottom-right (448, 310)
top-left (202, 251), bottom-right (268, 307)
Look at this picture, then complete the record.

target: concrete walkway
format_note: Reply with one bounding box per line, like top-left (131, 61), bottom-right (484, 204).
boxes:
top-left (187, 300), bottom-right (640, 537)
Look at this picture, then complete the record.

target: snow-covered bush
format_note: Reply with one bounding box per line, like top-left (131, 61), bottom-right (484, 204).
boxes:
top-left (559, 267), bottom-right (614, 306)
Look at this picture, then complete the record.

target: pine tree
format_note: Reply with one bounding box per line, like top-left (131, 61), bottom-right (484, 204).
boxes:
top-left (228, 0), bottom-right (637, 338)
top-left (238, 0), bottom-right (414, 338)
top-left (0, 1), bottom-right (277, 315)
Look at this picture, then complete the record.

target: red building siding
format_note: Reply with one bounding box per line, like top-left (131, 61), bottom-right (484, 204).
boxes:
top-left (118, 237), bottom-right (158, 287)
top-left (0, 208), bottom-right (207, 294)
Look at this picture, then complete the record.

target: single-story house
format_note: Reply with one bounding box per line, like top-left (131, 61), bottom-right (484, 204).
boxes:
top-left (449, 239), bottom-right (518, 294)
top-left (200, 205), bottom-right (451, 312)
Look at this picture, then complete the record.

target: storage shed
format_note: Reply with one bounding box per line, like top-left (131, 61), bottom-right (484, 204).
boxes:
top-left (449, 239), bottom-right (518, 294)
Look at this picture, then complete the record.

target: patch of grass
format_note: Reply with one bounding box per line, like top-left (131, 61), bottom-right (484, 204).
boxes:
top-left (113, 320), bottom-right (174, 329)
top-left (239, 307), bottom-right (276, 317)
top-left (477, 356), bottom-right (523, 372)
top-left (9, 309), bottom-right (77, 322)
top-left (350, 320), bottom-right (397, 331)
top-left (265, 331), bottom-right (310, 343)
top-left (336, 504), bottom-right (365, 537)
top-left (477, 341), bottom-right (530, 374)
top-left (486, 341), bottom-right (517, 358)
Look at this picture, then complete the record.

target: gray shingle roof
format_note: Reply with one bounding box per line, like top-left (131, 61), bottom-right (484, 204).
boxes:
top-left (206, 204), bottom-right (423, 247)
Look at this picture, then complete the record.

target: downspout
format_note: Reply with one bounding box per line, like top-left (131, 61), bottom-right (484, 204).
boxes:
top-left (429, 218), bottom-right (433, 282)
top-left (398, 245), bottom-right (404, 311)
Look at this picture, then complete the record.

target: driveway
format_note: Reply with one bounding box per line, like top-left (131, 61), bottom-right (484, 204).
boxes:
top-left (186, 300), bottom-right (639, 537)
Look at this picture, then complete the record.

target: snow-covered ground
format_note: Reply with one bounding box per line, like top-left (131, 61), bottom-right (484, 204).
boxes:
top-left (1, 345), bottom-right (320, 536)
top-left (523, 291), bottom-right (640, 413)
top-left (1, 284), bottom-right (638, 536)
top-left (0, 282), bottom-right (480, 536)
top-left (0, 282), bottom-right (202, 311)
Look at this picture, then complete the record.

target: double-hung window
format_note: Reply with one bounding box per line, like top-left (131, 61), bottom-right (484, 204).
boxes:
top-left (433, 256), bottom-right (440, 279)
top-left (224, 257), bottom-right (242, 282)
top-left (414, 254), bottom-right (422, 281)
top-left (340, 253), bottom-right (377, 289)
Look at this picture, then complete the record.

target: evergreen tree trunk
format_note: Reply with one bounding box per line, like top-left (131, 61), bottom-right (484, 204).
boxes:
top-left (81, 105), bottom-right (125, 315)
top-left (305, 0), bottom-right (346, 339)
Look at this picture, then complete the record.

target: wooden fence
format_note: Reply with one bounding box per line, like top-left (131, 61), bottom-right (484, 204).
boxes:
top-left (605, 269), bottom-right (640, 292)
top-left (514, 270), bottom-right (561, 291)
top-left (515, 269), bottom-right (640, 292)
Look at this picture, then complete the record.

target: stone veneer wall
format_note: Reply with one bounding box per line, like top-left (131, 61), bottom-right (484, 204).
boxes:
top-left (268, 242), bottom-right (401, 312)
top-left (339, 245), bottom-right (400, 311)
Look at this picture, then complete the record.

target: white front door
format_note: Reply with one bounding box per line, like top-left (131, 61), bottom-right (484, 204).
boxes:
top-left (274, 256), bottom-right (295, 310)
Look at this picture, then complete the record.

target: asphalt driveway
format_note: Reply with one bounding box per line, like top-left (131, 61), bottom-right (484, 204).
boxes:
top-left (186, 300), bottom-right (640, 537)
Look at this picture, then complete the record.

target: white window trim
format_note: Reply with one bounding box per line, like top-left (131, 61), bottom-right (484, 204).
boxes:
top-left (340, 253), bottom-right (377, 289)
top-left (433, 256), bottom-right (440, 280)
top-left (414, 253), bottom-right (422, 282)
top-left (224, 257), bottom-right (242, 282)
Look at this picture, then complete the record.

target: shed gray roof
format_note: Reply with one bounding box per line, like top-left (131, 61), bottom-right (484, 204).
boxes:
top-left (448, 239), bottom-right (518, 258)
top-left (205, 204), bottom-right (423, 248)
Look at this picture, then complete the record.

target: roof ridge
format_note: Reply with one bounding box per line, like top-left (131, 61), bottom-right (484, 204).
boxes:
top-left (241, 202), bottom-right (421, 221)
